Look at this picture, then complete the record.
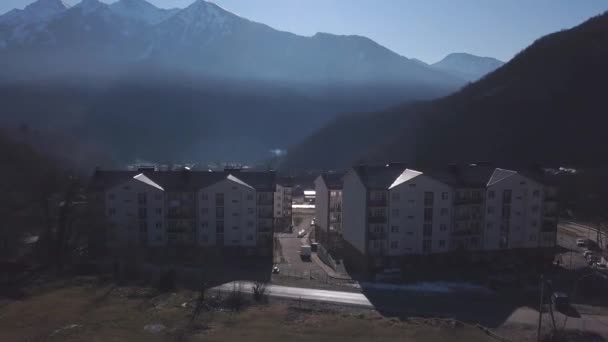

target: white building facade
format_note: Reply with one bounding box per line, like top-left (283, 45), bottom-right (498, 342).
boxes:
top-left (340, 164), bottom-right (558, 271)
top-left (90, 169), bottom-right (276, 252)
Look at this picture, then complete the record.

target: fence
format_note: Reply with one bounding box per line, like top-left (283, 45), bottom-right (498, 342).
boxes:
top-left (276, 269), bottom-right (356, 287)
top-left (316, 244), bottom-right (338, 271)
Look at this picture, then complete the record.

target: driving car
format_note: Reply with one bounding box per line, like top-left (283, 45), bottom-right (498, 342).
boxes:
top-left (297, 229), bottom-right (306, 238)
top-left (272, 265), bottom-right (280, 274)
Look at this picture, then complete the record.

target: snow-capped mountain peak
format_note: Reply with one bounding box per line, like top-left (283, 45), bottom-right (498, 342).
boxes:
top-left (74, 0), bottom-right (108, 15)
top-left (176, 0), bottom-right (234, 26)
top-left (0, 0), bottom-right (68, 26)
top-left (109, 0), bottom-right (179, 25)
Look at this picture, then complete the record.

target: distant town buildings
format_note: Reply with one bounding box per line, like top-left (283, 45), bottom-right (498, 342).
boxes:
top-left (314, 172), bottom-right (345, 252)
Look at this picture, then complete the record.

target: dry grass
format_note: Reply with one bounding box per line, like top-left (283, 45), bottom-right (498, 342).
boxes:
top-left (0, 280), bottom-right (501, 342)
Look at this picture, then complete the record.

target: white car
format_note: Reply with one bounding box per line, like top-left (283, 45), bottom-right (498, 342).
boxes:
top-left (297, 229), bottom-right (306, 238)
top-left (583, 250), bottom-right (593, 258)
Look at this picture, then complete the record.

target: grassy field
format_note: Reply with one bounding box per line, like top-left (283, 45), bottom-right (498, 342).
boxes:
top-left (0, 278), bottom-right (505, 342)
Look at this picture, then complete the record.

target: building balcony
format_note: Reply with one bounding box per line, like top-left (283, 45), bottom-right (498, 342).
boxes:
top-left (368, 216), bottom-right (387, 223)
top-left (258, 212), bottom-right (274, 218)
top-left (368, 199), bottom-right (387, 207)
top-left (368, 232), bottom-right (386, 240)
top-left (454, 198), bottom-right (483, 205)
top-left (258, 199), bottom-right (273, 205)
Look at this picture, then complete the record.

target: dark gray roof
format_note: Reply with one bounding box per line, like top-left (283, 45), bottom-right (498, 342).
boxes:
top-left (353, 164), bottom-right (408, 190)
top-left (321, 172), bottom-right (346, 190)
top-left (88, 170), bottom-right (276, 192)
top-left (424, 164), bottom-right (496, 188)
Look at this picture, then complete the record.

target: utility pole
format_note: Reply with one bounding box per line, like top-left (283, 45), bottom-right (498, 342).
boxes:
top-left (537, 274), bottom-right (544, 342)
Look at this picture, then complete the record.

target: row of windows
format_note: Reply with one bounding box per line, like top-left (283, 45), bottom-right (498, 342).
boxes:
top-left (201, 235), bottom-right (254, 242)
top-left (388, 240), bottom-right (446, 249)
top-left (486, 204), bottom-right (540, 216)
top-left (382, 224), bottom-right (448, 234)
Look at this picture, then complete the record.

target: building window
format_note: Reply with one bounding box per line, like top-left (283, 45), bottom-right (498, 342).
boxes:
top-left (424, 208), bottom-right (433, 221)
top-left (503, 190), bottom-right (512, 203)
top-left (201, 235), bottom-right (208, 242)
top-left (407, 231), bottom-right (414, 236)
top-left (440, 224), bottom-right (447, 232)
top-left (155, 208), bottom-right (162, 215)
top-left (390, 241), bottom-right (398, 249)
top-left (472, 190), bottom-right (481, 200)
top-left (423, 223), bottom-right (432, 237)
top-left (391, 209), bottom-right (399, 217)
top-left (408, 215), bottom-right (414, 219)
top-left (532, 220), bottom-right (538, 227)
top-left (138, 207), bottom-right (147, 219)
top-left (139, 221), bottom-right (148, 233)
top-left (155, 222), bottom-right (162, 229)
top-left (233, 226), bottom-right (238, 230)
top-left (155, 194), bottom-right (163, 200)
top-left (247, 221), bottom-right (254, 227)
top-left (391, 226), bottom-right (399, 233)
top-left (201, 221), bottom-right (208, 228)
top-left (215, 193), bottom-right (224, 205)
top-left (422, 240), bottom-right (432, 253)
top-left (529, 234), bottom-right (536, 242)
top-left (391, 192), bottom-right (400, 201)
top-left (108, 193), bottom-right (116, 200)
top-left (233, 212), bottom-right (239, 217)
top-left (531, 205), bottom-right (539, 213)
top-left (232, 186), bottom-right (237, 190)
top-left (441, 192), bottom-right (448, 200)
top-left (201, 193), bottom-right (208, 200)
top-left (216, 221), bottom-right (224, 233)
top-left (439, 240), bottom-right (446, 248)
top-left (123, 186), bottom-right (131, 190)
top-left (108, 208), bottom-right (116, 216)
top-left (488, 191), bottom-right (495, 199)
top-left (424, 192), bottom-right (434, 206)
top-left (408, 199), bottom-right (415, 204)
top-left (501, 206), bottom-right (511, 219)
top-left (137, 193), bottom-right (147, 205)
top-left (487, 206), bottom-right (494, 214)
top-left (487, 223), bottom-right (492, 229)
top-left (533, 190), bottom-right (540, 198)
top-left (409, 184), bottom-right (416, 188)
top-left (440, 208), bottom-right (448, 216)
top-left (155, 235), bottom-right (162, 242)
top-left (232, 199), bottom-right (239, 203)
top-left (373, 225), bottom-right (383, 233)
top-left (246, 235), bottom-right (254, 241)
top-left (247, 194), bottom-right (254, 201)
top-left (201, 208), bottom-right (208, 215)
top-left (216, 207), bottom-right (224, 219)
top-left (248, 208), bottom-right (254, 214)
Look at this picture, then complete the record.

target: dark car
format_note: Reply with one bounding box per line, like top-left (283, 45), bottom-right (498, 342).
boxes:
top-left (552, 292), bottom-right (570, 311)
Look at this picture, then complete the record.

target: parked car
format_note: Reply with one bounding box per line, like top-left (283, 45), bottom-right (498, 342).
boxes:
top-left (300, 245), bottom-right (312, 260)
top-left (297, 229), bottom-right (306, 238)
top-left (583, 250), bottom-right (593, 258)
top-left (552, 292), bottom-right (570, 311)
top-left (272, 265), bottom-right (280, 274)
top-left (594, 263), bottom-right (607, 270)
top-left (576, 238), bottom-right (588, 247)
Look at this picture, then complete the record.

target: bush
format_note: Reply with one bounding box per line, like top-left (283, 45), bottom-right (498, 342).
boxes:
top-left (252, 282), bottom-right (268, 303)
top-left (223, 284), bottom-right (247, 311)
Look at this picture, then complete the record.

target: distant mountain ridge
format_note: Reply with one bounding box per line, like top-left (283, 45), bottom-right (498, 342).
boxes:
top-left (0, 0), bottom-right (470, 87)
top-left (282, 12), bottom-right (608, 171)
top-left (431, 53), bottom-right (504, 81)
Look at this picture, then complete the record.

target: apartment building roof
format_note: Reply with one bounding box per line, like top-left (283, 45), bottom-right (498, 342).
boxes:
top-left (88, 170), bottom-right (276, 192)
top-left (424, 164), bottom-right (496, 188)
top-left (320, 172), bottom-right (346, 190)
top-left (353, 164), bottom-right (408, 190)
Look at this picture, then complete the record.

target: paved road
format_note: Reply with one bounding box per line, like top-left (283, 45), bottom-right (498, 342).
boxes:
top-left (214, 281), bottom-right (608, 334)
top-left (213, 281), bottom-right (372, 307)
top-left (275, 212), bottom-right (324, 277)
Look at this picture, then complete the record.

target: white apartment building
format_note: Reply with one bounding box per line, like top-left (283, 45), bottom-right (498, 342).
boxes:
top-left (314, 172), bottom-right (344, 251)
top-left (274, 177), bottom-right (293, 232)
top-left (341, 164), bottom-right (558, 271)
top-left (104, 173), bottom-right (166, 248)
top-left (89, 168), bottom-right (276, 252)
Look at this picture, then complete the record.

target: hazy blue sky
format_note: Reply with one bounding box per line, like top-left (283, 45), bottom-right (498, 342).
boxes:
top-left (2, 0), bottom-right (607, 63)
